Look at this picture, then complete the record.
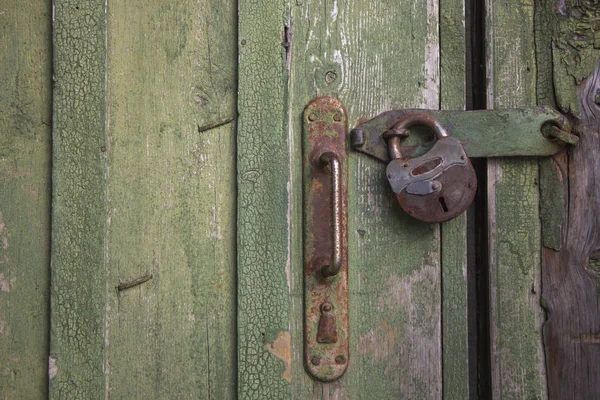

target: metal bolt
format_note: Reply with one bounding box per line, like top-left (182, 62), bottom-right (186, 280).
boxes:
top-left (325, 70), bottom-right (337, 84)
top-left (431, 182), bottom-right (440, 190)
top-left (403, 162), bottom-right (409, 168)
top-left (333, 113), bottom-right (342, 122)
top-left (321, 302), bottom-right (333, 313)
top-left (335, 355), bottom-right (346, 365)
top-left (311, 356), bottom-right (321, 366)
top-left (309, 113), bottom-right (318, 121)
top-left (241, 39), bottom-right (247, 46)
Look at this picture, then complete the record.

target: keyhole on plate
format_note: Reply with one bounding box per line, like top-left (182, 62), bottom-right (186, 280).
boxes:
top-left (317, 302), bottom-right (338, 344)
top-left (439, 196), bottom-right (449, 212)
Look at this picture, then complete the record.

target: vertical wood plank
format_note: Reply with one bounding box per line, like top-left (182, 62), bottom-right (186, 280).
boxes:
top-left (290, 0), bottom-right (444, 398)
top-left (51, 0), bottom-right (107, 397)
top-left (536, 2), bottom-right (600, 398)
top-left (0, 0), bottom-right (52, 398)
top-left (104, 1), bottom-right (237, 398)
top-left (440, 0), bottom-right (470, 397)
top-left (486, 0), bottom-right (547, 397)
top-left (237, 1), bottom-right (293, 399)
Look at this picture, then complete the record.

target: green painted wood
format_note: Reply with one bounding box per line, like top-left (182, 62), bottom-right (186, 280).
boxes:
top-left (52, 0), bottom-right (237, 398)
top-left (440, 0), bottom-right (470, 397)
top-left (0, 0), bottom-right (52, 398)
top-left (103, 1), bottom-right (237, 398)
top-left (486, 0), bottom-right (547, 397)
top-left (237, 1), bottom-right (293, 399)
top-left (293, 0), bottom-right (444, 395)
top-left (51, 0), bottom-right (108, 397)
top-left (238, 0), bottom-right (474, 397)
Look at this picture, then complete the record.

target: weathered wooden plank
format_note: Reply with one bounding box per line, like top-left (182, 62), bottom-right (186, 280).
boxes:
top-left (288, 0), bottom-right (443, 398)
top-left (536, 1), bottom-right (600, 397)
top-left (486, 0), bottom-right (547, 397)
top-left (52, 1), bottom-right (238, 398)
top-left (0, 0), bottom-right (52, 398)
top-left (440, 0), bottom-right (470, 396)
top-left (103, 1), bottom-right (237, 398)
top-left (50, 0), bottom-right (108, 397)
top-left (237, 1), bottom-right (293, 399)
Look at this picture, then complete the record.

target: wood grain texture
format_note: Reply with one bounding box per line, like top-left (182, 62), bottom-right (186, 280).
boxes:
top-left (535, 1), bottom-right (600, 397)
top-left (51, 0), bottom-right (108, 397)
top-left (52, 0), bottom-right (237, 398)
top-left (486, 0), bottom-right (548, 397)
top-left (104, 1), bottom-right (237, 398)
top-left (237, 0), bottom-right (467, 397)
top-left (291, 0), bottom-right (444, 396)
top-left (0, 0), bottom-right (52, 398)
top-left (440, 0), bottom-right (470, 397)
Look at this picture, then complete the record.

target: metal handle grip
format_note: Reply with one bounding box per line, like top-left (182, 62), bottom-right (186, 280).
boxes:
top-left (319, 152), bottom-right (342, 277)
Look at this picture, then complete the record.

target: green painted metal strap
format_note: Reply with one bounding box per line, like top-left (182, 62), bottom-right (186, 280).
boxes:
top-left (351, 106), bottom-right (574, 161)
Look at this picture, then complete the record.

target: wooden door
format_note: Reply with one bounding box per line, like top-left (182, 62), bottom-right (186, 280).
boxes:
top-left (1, 0), bottom-right (599, 399)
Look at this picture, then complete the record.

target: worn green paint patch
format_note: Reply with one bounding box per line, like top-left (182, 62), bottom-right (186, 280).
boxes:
top-left (104, 0), bottom-right (237, 398)
top-left (0, 0), bottom-right (52, 398)
top-left (51, 0), bottom-right (107, 398)
top-left (551, 4), bottom-right (600, 117)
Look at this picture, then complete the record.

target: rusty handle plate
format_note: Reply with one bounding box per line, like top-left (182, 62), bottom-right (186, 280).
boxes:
top-left (319, 152), bottom-right (342, 278)
top-left (303, 97), bottom-right (349, 382)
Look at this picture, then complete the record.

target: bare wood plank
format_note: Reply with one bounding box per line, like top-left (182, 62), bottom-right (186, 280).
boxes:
top-left (486, 0), bottom-right (547, 397)
top-left (0, 0), bottom-right (52, 398)
top-left (536, 2), bottom-right (600, 397)
top-left (50, 0), bottom-right (107, 397)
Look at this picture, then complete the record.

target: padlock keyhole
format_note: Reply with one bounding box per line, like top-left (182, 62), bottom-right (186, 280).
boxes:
top-left (439, 196), bottom-right (449, 212)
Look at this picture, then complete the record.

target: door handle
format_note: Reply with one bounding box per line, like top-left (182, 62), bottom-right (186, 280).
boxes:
top-left (303, 97), bottom-right (349, 382)
top-left (318, 152), bottom-right (342, 278)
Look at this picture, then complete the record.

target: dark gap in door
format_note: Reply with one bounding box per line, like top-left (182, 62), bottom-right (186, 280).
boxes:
top-left (466, 0), bottom-right (492, 397)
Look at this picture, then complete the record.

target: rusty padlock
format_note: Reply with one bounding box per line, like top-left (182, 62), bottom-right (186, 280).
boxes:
top-left (385, 113), bottom-right (477, 222)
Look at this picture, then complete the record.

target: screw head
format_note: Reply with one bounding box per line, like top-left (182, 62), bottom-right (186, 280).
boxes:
top-left (321, 302), bottom-right (333, 313)
top-left (333, 112), bottom-right (342, 122)
top-left (431, 182), bottom-right (440, 190)
top-left (335, 355), bottom-right (346, 365)
top-left (241, 39), bottom-right (247, 46)
top-left (309, 113), bottom-right (318, 121)
top-left (311, 356), bottom-right (321, 366)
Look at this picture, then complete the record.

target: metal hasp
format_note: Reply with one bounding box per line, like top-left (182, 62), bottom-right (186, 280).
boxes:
top-left (303, 97), bottom-right (349, 382)
top-left (351, 106), bottom-right (577, 162)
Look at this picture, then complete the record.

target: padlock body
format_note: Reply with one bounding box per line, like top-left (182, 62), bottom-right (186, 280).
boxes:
top-left (386, 137), bottom-right (477, 222)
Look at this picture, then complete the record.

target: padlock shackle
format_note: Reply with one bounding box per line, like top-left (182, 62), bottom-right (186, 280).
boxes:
top-left (386, 113), bottom-right (449, 160)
